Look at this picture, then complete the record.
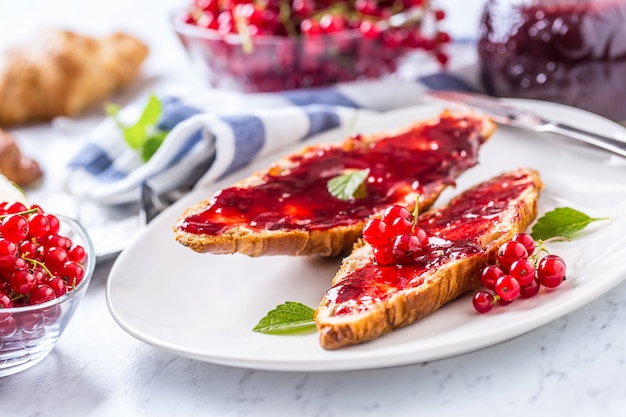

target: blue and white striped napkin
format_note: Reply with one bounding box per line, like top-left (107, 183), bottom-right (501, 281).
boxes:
top-left (66, 73), bottom-right (475, 208)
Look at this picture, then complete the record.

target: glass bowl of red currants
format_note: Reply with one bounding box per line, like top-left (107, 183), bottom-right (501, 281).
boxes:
top-left (0, 202), bottom-right (95, 377)
top-left (173, 0), bottom-right (449, 92)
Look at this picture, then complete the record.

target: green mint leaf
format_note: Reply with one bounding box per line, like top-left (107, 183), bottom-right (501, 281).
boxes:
top-left (137, 93), bottom-right (162, 127)
top-left (125, 94), bottom-right (162, 149)
top-left (327, 168), bottom-right (370, 200)
top-left (123, 123), bottom-right (147, 150)
top-left (253, 301), bottom-right (316, 335)
top-left (106, 94), bottom-right (169, 161)
top-left (531, 207), bottom-right (609, 241)
top-left (141, 131), bottom-right (168, 162)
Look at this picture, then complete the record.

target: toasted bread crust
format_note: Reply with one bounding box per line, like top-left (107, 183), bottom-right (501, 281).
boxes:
top-left (315, 169), bottom-right (542, 349)
top-left (174, 111), bottom-right (496, 257)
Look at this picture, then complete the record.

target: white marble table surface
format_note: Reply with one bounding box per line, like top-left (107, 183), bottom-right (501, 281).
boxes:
top-left (1, 1), bottom-right (625, 416)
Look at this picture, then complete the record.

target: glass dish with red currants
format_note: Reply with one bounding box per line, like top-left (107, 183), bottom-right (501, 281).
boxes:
top-left (173, 0), bottom-right (450, 92)
top-left (0, 202), bottom-right (95, 377)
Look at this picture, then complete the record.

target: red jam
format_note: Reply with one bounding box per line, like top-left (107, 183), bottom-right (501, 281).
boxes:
top-left (478, 0), bottom-right (626, 121)
top-left (327, 170), bottom-right (536, 315)
top-left (177, 114), bottom-right (487, 235)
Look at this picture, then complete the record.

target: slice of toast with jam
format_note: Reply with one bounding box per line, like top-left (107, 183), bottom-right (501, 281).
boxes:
top-left (174, 110), bottom-right (496, 257)
top-left (315, 168), bottom-right (542, 349)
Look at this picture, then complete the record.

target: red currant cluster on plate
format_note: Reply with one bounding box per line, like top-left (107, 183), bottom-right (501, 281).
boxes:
top-left (472, 233), bottom-right (567, 313)
top-left (0, 202), bottom-right (87, 309)
top-left (362, 204), bottom-right (428, 266)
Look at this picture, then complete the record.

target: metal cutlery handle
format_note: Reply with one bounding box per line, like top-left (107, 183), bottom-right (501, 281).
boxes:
top-left (547, 123), bottom-right (626, 158)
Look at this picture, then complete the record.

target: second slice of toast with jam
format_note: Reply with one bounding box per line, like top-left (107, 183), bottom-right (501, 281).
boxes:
top-left (174, 110), bottom-right (496, 257)
top-left (314, 168), bottom-right (542, 349)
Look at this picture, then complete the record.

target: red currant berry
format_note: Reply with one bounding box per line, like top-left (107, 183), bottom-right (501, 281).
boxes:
top-left (13, 257), bottom-right (27, 271)
top-left (362, 219), bottom-right (389, 246)
top-left (27, 212), bottom-right (50, 238)
top-left (29, 285), bottom-right (56, 305)
top-left (43, 234), bottom-right (71, 250)
top-left (62, 261), bottom-right (85, 286)
top-left (495, 275), bottom-right (521, 301)
top-left (1, 214), bottom-right (29, 242)
top-left (300, 18), bottom-right (321, 36)
top-left (4, 201), bottom-right (27, 214)
top-left (436, 31), bottom-right (451, 44)
top-left (47, 276), bottom-right (67, 297)
top-left (68, 245), bottom-right (87, 263)
top-left (373, 244), bottom-right (394, 266)
top-left (511, 233), bottom-right (536, 256)
top-left (498, 298), bottom-right (514, 306)
top-left (32, 268), bottom-right (46, 285)
top-left (0, 291), bottom-right (13, 308)
top-left (413, 227), bottom-right (429, 247)
top-left (481, 265), bottom-right (505, 291)
top-left (497, 241), bottom-right (528, 271)
top-left (381, 205), bottom-right (411, 225)
top-left (18, 240), bottom-right (38, 259)
top-left (537, 254), bottom-right (566, 288)
top-left (519, 277), bottom-right (541, 299)
top-left (30, 204), bottom-right (45, 214)
top-left (359, 20), bottom-right (381, 40)
top-left (390, 217), bottom-right (412, 235)
top-left (42, 305), bottom-right (62, 324)
top-left (44, 247), bottom-right (69, 273)
top-left (508, 259), bottom-right (536, 287)
top-left (10, 269), bottom-right (36, 294)
top-left (391, 234), bottom-right (423, 264)
top-left (435, 51), bottom-right (449, 66)
top-left (18, 311), bottom-right (45, 334)
top-left (0, 315), bottom-right (17, 337)
top-left (473, 290), bottom-right (495, 313)
top-left (0, 238), bottom-right (18, 268)
top-left (318, 13), bottom-right (346, 33)
top-left (46, 214), bottom-right (60, 235)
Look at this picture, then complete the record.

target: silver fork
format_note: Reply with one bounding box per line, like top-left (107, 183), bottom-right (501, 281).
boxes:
top-left (425, 90), bottom-right (626, 159)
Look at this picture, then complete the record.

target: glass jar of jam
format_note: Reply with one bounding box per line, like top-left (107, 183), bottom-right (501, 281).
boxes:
top-left (478, 0), bottom-right (626, 121)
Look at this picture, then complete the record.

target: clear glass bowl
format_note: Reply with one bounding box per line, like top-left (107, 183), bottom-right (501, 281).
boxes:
top-left (0, 215), bottom-right (95, 377)
top-left (171, 13), bottom-right (417, 92)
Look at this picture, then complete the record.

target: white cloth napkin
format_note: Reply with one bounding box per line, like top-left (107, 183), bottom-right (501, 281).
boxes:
top-left (66, 72), bottom-right (476, 207)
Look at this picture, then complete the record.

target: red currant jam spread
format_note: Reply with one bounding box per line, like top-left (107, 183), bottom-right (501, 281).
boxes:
top-left (327, 170), bottom-right (536, 314)
top-left (479, 0), bottom-right (626, 121)
top-left (177, 114), bottom-right (487, 235)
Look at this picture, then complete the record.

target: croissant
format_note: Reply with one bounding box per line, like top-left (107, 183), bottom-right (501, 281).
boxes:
top-left (0, 29), bottom-right (149, 126)
top-left (0, 129), bottom-right (42, 187)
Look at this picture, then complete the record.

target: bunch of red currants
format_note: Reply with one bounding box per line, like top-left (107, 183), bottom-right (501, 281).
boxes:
top-left (0, 202), bottom-right (87, 309)
top-left (362, 204), bottom-right (429, 266)
top-left (182, 0), bottom-right (450, 63)
top-left (473, 233), bottom-right (567, 313)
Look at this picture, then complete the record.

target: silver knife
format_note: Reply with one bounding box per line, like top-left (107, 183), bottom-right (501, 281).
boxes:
top-left (425, 90), bottom-right (626, 158)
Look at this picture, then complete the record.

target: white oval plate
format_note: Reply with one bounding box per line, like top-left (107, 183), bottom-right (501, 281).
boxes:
top-left (106, 100), bottom-right (626, 372)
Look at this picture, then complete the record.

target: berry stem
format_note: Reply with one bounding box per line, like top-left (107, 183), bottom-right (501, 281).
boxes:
top-left (411, 195), bottom-right (420, 232)
top-left (279, 0), bottom-right (299, 37)
top-left (0, 207), bottom-right (39, 220)
top-left (232, 5), bottom-right (254, 53)
top-left (22, 256), bottom-right (53, 277)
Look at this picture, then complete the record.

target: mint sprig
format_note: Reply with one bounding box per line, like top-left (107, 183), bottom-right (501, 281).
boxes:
top-left (327, 168), bottom-right (370, 200)
top-left (253, 301), bottom-right (316, 335)
top-left (105, 93), bottom-right (169, 162)
top-left (531, 207), bottom-right (609, 241)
